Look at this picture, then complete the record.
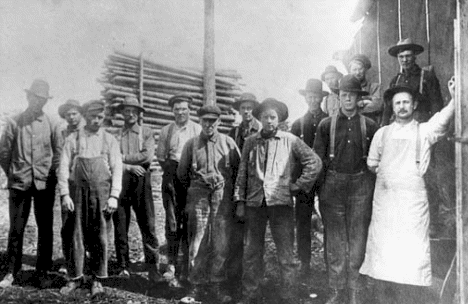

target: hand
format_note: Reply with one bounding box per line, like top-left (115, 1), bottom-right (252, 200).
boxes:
top-left (61, 195), bottom-right (74, 212)
top-left (106, 197), bottom-right (118, 214)
top-left (128, 165), bottom-right (146, 176)
top-left (357, 100), bottom-right (364, 108)
top-left (290, 183), bottom-right (301, 196)
top-left (448, 76), bottom-right (456, 99)
top-left (235, 201), bottom-right (245, 223)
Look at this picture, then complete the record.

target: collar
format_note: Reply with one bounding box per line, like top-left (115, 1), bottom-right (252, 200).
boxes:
top-left (83, 127), bottom-right (102, 137)
top-left (338, 109), bottom-right (359, 119)
top-left (200, 131), bottom-right (220, 143)
top-left (255, 129), bottom-right (281, 140)
top-left (24, 109), bottom-right (45, 121)
top-left (306, 109), bottom-right (326, 119)
top-left (123, 123), bottom-right (140, 134)
top-left (401, 64), bottom-right (421, 76)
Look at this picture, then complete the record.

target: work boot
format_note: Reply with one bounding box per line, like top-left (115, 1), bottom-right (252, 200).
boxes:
top-left (91, 280), bottom-right (104, 296)
top-left (60, 278), bottom-right (82, 295)
top-left (211, 282), bottom-right (232, 303)
top-left (34, 271), bottom-right (54, 289)
top-left (148, 268), bottom-right (165, 284)
top-left (0, 273), bottom-right (14, 289)
top-left (325, 288), bottom-right (347, 304)
top-left (118, 269), bottom-right (130, 278)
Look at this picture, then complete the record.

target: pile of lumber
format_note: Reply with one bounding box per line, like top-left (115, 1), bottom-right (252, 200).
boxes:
top-left (99, 50), bottom-right (243, 138)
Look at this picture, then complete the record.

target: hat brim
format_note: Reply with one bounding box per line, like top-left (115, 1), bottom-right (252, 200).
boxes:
top-left (321, 71), bottom-right (343, 82)
top-left (299, 90), bottom-right (329, 97)
top-left (117, 103), bottom-right (146, 113)
top-left (24, 89), bottom-right (53, 99)
top-left (58, 104), bottom-right (82, 119)
top-left (383, 86), bottom-right (418, 104)
top-left (336, 88), bottom-right (369, 96)
top-left (388, 44), bottom-right (424, 57)
top-left (252, 101), bottom-right (289, 122)
top-left (232, 99), bottom-right (259, 111)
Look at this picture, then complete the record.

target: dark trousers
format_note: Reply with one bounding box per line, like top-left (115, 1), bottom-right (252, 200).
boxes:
top-left (373, 279), bottom-right (431, 304)
top-left (161, 160), bottom-right (188, 268)
top-left (319, 170), bottom-right (374, 290)
top-left (113, 170), bottom-right (159, 270)
top-left (295, 186), bottom-right (318, 268)
top-left (243, 204), bottom-right (296, 299)
top-left (6, 184), bottom-right (55, 276)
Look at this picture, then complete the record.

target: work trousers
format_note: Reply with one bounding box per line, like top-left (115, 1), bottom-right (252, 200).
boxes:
top-left (186, 181), bottom-right (234, 285)
top-left (243, 204), bottom-right (296, 299)
top-left (319, 170), bottom-right (374, 290)
top-left (63, 156), bottom-right (112, 279)
top-left (113, 170), bottom-right (159, 271)
top-left (161, 160), bottom-right (188, 268)
top-left (295, 185), bottom-right (319, 268)
top-left (6, 183), bottom-right (56, 275)
top-left (373, 279), bottom-right (431, 304)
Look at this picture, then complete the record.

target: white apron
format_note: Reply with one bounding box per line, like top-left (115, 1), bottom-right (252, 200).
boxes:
top-left (360, 122), bottom-right (432, 286)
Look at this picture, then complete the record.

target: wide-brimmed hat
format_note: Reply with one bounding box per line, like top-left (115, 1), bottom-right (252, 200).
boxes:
top-left (336, 75), bottom-right (368, 95)
top-left (198, 104), bottom-right (221, 119)
top-left (388, 38), bottom-right (424, 57)
top-left (168, 94), bottom-right (193, 108)
top-left (383, 84), bottom-right (420, 106)
top-left (116, 96), bottom-right (145, 113)
top-left (321, 65), bottom-right (343, 82)
top-left (58, 99), bottom-right (82, 118)
top-left (252, 98), bottom-right (289, 122)
top-left (299, 79), bottom-right (329, 97)
top-left (82, 100), bottom-right (105, 113)
top-left (24, 79), bottom-right (53, 99)
top-left (349, 54), bottom-right (372, 70)
top-left (232, 92), bottom-right (259, 111)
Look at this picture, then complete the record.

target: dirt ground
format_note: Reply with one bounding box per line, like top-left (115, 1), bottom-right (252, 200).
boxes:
top-left (0, 171), bottom-right (332, 304)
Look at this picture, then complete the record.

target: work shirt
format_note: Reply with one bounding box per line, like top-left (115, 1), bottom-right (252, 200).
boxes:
top-left (233, 130), bottom-right (322, 207)
top-left (321, 92), bottom-right (340, 116)
top-left (228, 119), bottom-right (261, 151)
top-left (177, 131), bottom-right (240, 189)
top-left (360, 80), bottom-right (383, 115)
top-left (290, 110), bottom-right (328, 148)
top-left (60, 121), bottom-right (84, 142)
top-left (156, 120), bottom-right (201, 162)
top-left (0, 110), bottom-right (62, 191)
top-left (58, 128), bottom-right (122, 198)
top-left (383, 64), bottom-right (443, 125)
top-left (120, 124), bottom-right (154, 170)
top-left (313, 110), bottom-right (379, 174)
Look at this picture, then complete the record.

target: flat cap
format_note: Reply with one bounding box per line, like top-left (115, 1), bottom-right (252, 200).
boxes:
top-left (198, 104), bottom-right (222, 119)
top-left (321, 65), bottom-right (343, 82)
top-left (58, 99), bottom-right (82, 119)
top-left (168, 94), bottom-right (193, 108)
top-left (350, 54), bottom-right (372, 70)
top-left (82, 100), bottom-right (105, 113)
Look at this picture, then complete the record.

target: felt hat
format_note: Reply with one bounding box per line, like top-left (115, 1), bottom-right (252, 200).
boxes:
top-left (232, 92), bottom-right (259, 111)
top-left (299, 79), bottom-right (329, 96)
top-left (58, 99), bottom-right (82, 118)
top-left (82, 100), bottom-right (105, 113)
top-left (349, 54), bottom-right (372, 70)
top-left (198, 104), bottom-right (222, 119)
top-left (383, 84), bottom-right (419, 106)
top-left (252, 98), bottom-right (289, 122)
top-left (24, 79), bottom-right (53, 99)
top-left (321, 65), bottom-right (343, 82)
top-left (116, 96), bottom-right (145, 113)
top-left (168, 94), bottom-right (193, 108)
top-left (337, 75), bottom-right (368, 95)
top-left (388, 38), bottom-right (424, 57)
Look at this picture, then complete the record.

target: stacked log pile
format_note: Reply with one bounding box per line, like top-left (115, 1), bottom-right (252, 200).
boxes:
top-left (99, 50), bottom-right (242, 139)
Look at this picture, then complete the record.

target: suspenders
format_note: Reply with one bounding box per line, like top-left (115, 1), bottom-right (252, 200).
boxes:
top-left (300, 116), bottom-right (305, 140)
top-left (329, 114), bottom-right (368, 162)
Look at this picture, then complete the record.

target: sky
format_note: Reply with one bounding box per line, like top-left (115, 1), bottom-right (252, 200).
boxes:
top-left (0, 0), bottom-right (361, 122)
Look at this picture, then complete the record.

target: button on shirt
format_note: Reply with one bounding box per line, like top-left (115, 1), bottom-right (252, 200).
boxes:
top-left (291, 110), bottom-right (328, 148)
top-left (313, 110), bottom-right (378, 174)
top-left (120, 124), bottom-right (155, 169)
top-left (58, 128), bottom-right (122, 198)
top-left (228, 119), bottom-right (261, 151)
top-left (156, 120), bottom-right (201, 162)
top-left (0, 110), bottom-right (62, 191)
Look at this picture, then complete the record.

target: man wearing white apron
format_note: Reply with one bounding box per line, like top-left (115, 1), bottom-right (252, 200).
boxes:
top-left (360, 78), bottom-right (455, 304)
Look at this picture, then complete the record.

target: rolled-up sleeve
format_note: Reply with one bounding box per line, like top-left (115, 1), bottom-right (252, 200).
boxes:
top-left (58, 138), bottom-right (73, 196)
top-left (108, 136), bottom-right (123, 198)
top-left (367, 127), bottom-right (384, 169)
top-left (124, 127), bottom-right (155, 165)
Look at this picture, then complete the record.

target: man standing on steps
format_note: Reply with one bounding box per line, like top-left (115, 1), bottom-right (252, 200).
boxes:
top-left (314, 75), bottom-right (379, 304)
top-left (156, 94), bottom-right (201, 286)
top-left (291, 79), bottom-right (328, 280)
top-left (112, 96), bottom-right (164, 284)
top-left (0, 79), bottom-right (62, 289)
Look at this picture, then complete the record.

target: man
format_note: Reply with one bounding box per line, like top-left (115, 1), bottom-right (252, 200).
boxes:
top-left (321, 65), bottom-right (343, 116)
top-left (58, 100), bottom-right (122, 296)
top-left (382, 38), bottom-right (443, 125)
top-left (234, 98), bottom-right (322, 304)
top-left (112, 96), bottom-right (164, 283)
top-left (177, 104), bottom-right (240, 303)
top-left (156, 94), bottom-right (201, 286)
top-left (57, 99), bottom-right (84, 276)
top-left (0, 79), bottom-right (62, 289)
top-left (291, 79), bottom-right (328, 279)
top-left (313, 75), bottom-right (379, 304)
top-left (229, 92), bottom-right (261, 151)
top-left (360, 78), bottom-right (455, 304)
top-left (348, 54), bottom-right (383, 123)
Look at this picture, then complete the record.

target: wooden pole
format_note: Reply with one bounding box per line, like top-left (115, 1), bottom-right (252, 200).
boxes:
top-left (376, 0), bottom-right (382, 85)
top-left (454, 1), bottom-right (468, 302)
top-left (425, 0), bottom-right (431, 65)
top-left (397, 0), bottom-right (402, 40)
top-left (203, 0), bottom-right (216, 106)
top-left (139, 52), bottom-right (144, 125)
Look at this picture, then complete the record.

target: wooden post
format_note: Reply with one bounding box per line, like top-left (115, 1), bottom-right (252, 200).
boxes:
top-left (139, 52), bottom-right (144, 125)
top-left (425, 0), bottom-right (431, 64)
top-left (397, 0), bottom-right (402, 40)
top-left (203, 0), bottom-right (216, 106)
top-left (454, 1), bottom-right (468, 302)
top-left (376, 0), bottom-right (382, 85)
